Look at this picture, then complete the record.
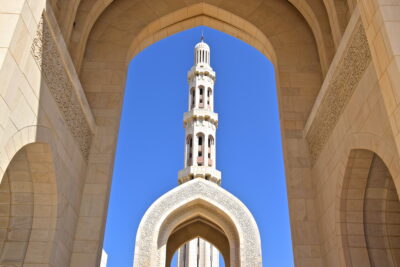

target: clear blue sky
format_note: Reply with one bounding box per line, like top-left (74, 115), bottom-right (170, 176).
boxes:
top-left (103, 26), bottom-right (294, 267)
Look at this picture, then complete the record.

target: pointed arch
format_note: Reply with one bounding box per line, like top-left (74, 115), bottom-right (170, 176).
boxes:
top-left (165, 218), bottom-right (230, 267)
top-left (133, 179), bottom-right (262, 267)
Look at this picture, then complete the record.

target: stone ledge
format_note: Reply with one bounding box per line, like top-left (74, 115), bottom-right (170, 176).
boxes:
top-left (183, 109), bottom-right (218, 127)
top-left (188, 64), bottom-right (216, 80)
top-left (178, 166), bottom-right (221, 185)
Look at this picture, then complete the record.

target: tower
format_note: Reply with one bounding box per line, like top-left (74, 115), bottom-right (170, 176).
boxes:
top-left (177, 36), bottom-right (220, 267)
top-left (178, 35), bottom-right (221, 185)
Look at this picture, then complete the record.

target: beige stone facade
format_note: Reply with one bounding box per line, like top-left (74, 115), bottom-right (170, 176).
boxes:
top-left (0, 0), bottom-right (400, 266)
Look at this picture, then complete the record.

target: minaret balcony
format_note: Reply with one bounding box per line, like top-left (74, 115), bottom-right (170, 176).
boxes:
top-left (178, 166), bottom-right (221, 185)
top-left (187, 66), bottom-right (216, 80)
top-left (183, 110), bottom-right (218, 126)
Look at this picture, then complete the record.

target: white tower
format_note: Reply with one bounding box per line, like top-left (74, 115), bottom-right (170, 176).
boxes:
top-left (178, 35), bottom-right (221, 185)
top-left (176, 36), bottom-right (221, 267)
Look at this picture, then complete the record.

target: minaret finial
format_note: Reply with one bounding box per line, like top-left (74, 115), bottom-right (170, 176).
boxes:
top-left (201, 30), bottom-right (204, 42)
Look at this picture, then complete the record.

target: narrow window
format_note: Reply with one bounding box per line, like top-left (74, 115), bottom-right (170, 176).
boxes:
top-left (197, 134), bottom-right (204, 166)
top-left (187, 135), bottom-right (193, 166)
top-left (208, 135), bottom-right (214, 167)
top-left (191, 88), bottom-right (195, 109)
top-left (199, 87), bottom-right (204, 107)
top-left (207, 88), bottom-right (212, 108)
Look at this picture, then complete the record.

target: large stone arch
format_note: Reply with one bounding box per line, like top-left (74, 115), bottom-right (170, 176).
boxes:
top-left (3, 0), bottom-right (400, 267)
top-left (74, 2), bottom-right (326, 264)
top-left (133, 179), bottom-right (262, 267)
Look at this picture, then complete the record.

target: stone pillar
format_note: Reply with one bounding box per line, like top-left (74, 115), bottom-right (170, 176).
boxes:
top-left (359, 0), bottom-right (400, 189)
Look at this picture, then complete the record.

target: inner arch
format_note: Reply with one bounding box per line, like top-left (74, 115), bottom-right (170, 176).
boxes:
top-left (166, 217), bottom-right (230, 267)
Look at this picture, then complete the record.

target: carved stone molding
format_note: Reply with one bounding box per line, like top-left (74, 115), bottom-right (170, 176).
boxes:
top-left (31, 16), bottom-right (92, 159)
top-left (306, 21), bottom-right (371, 163)
top-left (134, 179), bottom-right (262, 266)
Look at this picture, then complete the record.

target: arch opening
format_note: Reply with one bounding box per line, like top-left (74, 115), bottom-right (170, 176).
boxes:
top-left (166, 217), bottom-right (230, 267)
top-left (171, 237), bottom-right (225, 267)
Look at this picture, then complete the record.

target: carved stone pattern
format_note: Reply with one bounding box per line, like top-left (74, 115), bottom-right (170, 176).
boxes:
top-left (306, 21), bottom-right (371, 163)
top-left (135, 179), bottom-right (262, 266)
top-left (31, 16), bottom-right (92, 159)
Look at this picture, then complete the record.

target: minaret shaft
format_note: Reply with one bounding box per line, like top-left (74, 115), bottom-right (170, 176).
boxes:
top-left (177, 37), bottom-right (220, 267)
top-left (178, 38), bottom-right (221, 185)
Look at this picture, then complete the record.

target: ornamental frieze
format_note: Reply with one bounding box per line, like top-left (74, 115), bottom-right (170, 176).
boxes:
top-left (305, 20), bottom-right (371, 163)
top-left (31, 15), bottom-right (92, 159)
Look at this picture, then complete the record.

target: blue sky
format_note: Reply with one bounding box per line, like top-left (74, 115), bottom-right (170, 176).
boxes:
top-left (103, 26), bottom-right (294, 267)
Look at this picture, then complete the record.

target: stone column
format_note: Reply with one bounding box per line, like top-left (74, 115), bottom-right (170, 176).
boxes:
top-left (359, 0), bottom-right (400, 184)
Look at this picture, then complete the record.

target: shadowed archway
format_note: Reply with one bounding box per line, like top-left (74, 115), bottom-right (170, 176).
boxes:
top-left (166, 217), bottom-right (230, 267)
top-left (340, 149), bottom-right (400, 267)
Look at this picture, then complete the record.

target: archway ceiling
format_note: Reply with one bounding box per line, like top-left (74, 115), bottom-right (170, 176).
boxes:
top-left (65, 0), bottom-right (335, 76)
top-left (53, 0), bottom-right (344, 130)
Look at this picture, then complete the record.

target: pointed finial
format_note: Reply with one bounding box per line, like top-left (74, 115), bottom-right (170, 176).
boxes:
top-left (201, 30), bottom-right (204, 42)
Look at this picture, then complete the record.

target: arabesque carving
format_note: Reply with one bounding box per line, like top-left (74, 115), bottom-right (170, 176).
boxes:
top-left (306, 21), bottom-right (371, 163)
top-left (134, 179), bottom-right (262, 266)
top-left (31, 16), bottom-right (92, 159)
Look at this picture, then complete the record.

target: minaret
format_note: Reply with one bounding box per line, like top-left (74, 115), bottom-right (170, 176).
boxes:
top-left (177, 36), bottom-right (220, 267)
top-left (178, 35), bottom-right (221, 185)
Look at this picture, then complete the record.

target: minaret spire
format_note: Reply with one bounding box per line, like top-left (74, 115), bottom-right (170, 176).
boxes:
top-left (178, 36), bottom-right (221, 185)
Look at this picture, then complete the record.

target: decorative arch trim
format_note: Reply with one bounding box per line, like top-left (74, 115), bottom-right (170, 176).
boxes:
top-left (133, 179), bottom-right (262, 267)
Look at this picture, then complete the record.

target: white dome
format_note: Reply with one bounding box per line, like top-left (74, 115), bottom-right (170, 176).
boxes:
top-left (195, 41), bottom-right (210, 50)
top-left (194, 38), bottom-right (211, 65)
